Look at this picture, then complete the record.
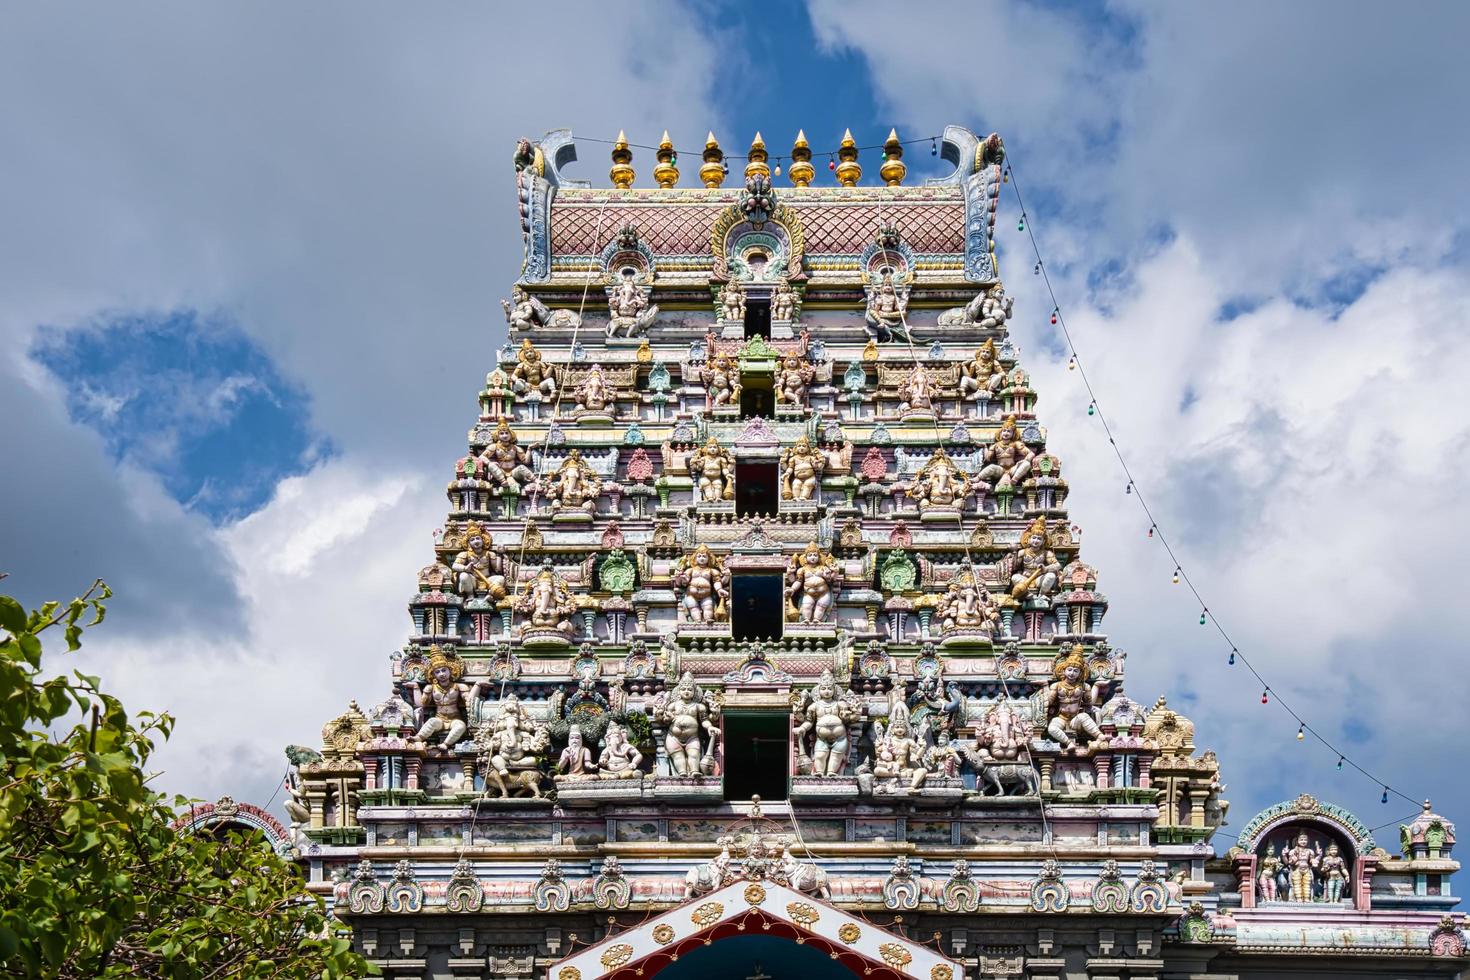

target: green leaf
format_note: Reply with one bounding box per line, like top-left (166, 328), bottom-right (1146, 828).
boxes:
top-left (0, 597), bottom-right (25, 635)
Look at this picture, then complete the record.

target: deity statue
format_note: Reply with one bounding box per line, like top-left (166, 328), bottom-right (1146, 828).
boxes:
top-left (482, 419), bottom-right (536, 492)
top-left (927, 730), bottom-right (964, 779)
top-left (607, 270), bottom-right (659, 338)
top-left (907, 448), bottom-right (973, 509)
top-left (791, 669), bottom-right (860, 777)
top-left (775, 355), bottom-right (815, 408)
top-left (939, 282), bottom-right (1013, 329)
top-left (785, 542), bottom-right (841, 624)
top-left (688, 436), bottom-right (736, 502)
top-left (1006, 515), bottom-right (1062, 600)
top-left (701, 356), bottom-right (743, 409)
top-left (896, 363), bottom-right (936, 414)
top-left (976, 415), bottom-right (1035, 491)
top-left (481, 693), bottom-right (550, 797)
top-left (597, 721), bottom-right (644, 779)
top-left (554, 724), bottom-right (597, 781)
top-left (653, 672), bottom-right (721, 777)
top-left (773, 281), bottom-right (797, 322)
top-left (514, 566), bottom-right (579, 638)
top-left (1282, 831), bottom-right (1321, 903)
top-left (1320, 843), bottom-right (1350, 903)
top-left (1040, 646), bottom-right (1102, 748)
top-left (451, 522), bottom-right (510, 600)
top-left (512, 338), bottom-right (559, 398)
top-left (409, 647), bottom-right (490, 750)
top-left (543, 449), bottom-right (602, 516)
top-left (573, 363), bottom-right (615, 413)
top-left (864, 270), bottom-right (909, 342)
top-left (717, 283), bottom-right (745, 323)
top-left (502, 286), bottom-right (548, 333)
top-left (869, 702), bottom-right (931, 791)
top-left (780, 436), bottom-right (826, 501)
top-left (672, 544), bottom-right (729, 624)
top-left (974, 701), bottom-right (1027, 761)
top-left (958, 338), bottom-right (1007, 401)
top-left (1258, 844), bottom-right (1282, 902)
top-left (936, 572), bottom-right (999, 635)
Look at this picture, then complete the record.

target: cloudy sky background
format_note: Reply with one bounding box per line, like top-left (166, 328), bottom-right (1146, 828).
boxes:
top-left (4, 1), bottom-right (1468, 843)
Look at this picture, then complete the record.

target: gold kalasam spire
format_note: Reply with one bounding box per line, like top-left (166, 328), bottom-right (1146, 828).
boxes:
top-left (788, 130), bottom-right (814, 187)
top-left (700, 131), bottom-right (726, 189)
top-left (880, 128), bottom-right (906, 186)
top-left (835, 128), bottom-right (861, 187)
top-left (609, 130), bottom-right (634, 189)
top-left (653, 130), bottom-right (679, 188)
top-left (745, 131), bottom-right (770, 181)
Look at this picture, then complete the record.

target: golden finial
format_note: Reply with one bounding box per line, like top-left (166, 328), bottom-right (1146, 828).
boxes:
top-left (609, 130), bottom-right (634, 189)
top-left (835, 128), bottom-right (861, 187)
top-left (862, 338), bottom-right (879, 361)
top-left (700, 131), bottom-right (726, 189)
top-left (653, 130), bottom-right (679, 188)
top-left (880, 128), bottom-right (906, 186)
top-left (745, 131), bottom-right (769, 181)
top-left (788, 129), bottom-right (814, 188)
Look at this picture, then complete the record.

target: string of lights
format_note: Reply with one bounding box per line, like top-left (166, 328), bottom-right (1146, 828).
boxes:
top-left (1001, 154), bottom-right (1424, 809)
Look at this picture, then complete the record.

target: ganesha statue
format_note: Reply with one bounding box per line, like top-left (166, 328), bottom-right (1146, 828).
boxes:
top-left (907, 447), bottom-right (973, 512)
top-left (514, 566), bottom-right (580, 640)
top-left (542, 449), bottom-right (603, 517)
top-left (936, 571), bottom-right (999, 636)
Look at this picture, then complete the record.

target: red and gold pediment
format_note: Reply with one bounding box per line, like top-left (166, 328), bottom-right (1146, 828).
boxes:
top-left (550, 880), bottom-right (960, 980)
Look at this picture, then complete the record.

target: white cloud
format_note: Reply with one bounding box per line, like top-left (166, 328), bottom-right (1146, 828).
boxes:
top-left (0, 2), bottom-right (728, 809)
top-left (807, 0), bottom-right (1470, 826)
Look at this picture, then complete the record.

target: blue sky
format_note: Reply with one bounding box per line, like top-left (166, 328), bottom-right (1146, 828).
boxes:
top-left (3, 1), bottom-right (1469, 844)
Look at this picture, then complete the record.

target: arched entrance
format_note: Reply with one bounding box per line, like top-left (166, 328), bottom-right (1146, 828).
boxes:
top-left (659, 935), bottom-right (866, 980)
top-left (550, 881), bottom-right (959, 980)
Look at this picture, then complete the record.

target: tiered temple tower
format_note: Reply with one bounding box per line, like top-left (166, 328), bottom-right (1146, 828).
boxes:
top-left (286, 126), bottom-right (1465, 979)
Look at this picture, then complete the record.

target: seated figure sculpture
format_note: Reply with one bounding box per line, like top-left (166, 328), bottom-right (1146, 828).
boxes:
top-left (512, 339), bottom-right (559, 399)
top-left (554, 724), bottom-right (597, 781)
top-left (786, 542), bottom-right (841, 624)
top-left (975, 415), bottom-right (1035, 492)
top-left (896, 362), bottom-right (937, 415)
top-left (515, 566), bottom-right (579, 638)
top-left (597, 722), bottom-right (644, 779)
top-left (451, 522), bottom-right (510, 601)
top-left (958, 338), bottom-right (1007, 401)
top-left (672, 544), bottom-right (729, 624)
top-left (780, 436), bottom-right (826, 502)
top-left (864, 270), bottom-right (908, 341)
top-left (1007, 515), bottom-right (1062, 600)
top-left (869, 702), bottom-right (931, 792)
top-left (409, 647), bottom-right (490, 750)
top-left (480, 693), bottom-right (549, 797)
top-left (543, 449), bottom-right (602, 516)
top-left (573, 363), bottom-right (615, 414)
top-left (1041, 646), bottom-right (1102, 748)
top-left (907, 448), bottom-right (972, 511)
top-left (936, 572), bottom-right (999, 635)
top-left (481, 419), bottom-right (536, 493)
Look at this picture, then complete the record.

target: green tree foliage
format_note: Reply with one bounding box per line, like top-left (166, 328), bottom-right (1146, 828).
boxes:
top-left (0, 580), bottom-right (372, 977)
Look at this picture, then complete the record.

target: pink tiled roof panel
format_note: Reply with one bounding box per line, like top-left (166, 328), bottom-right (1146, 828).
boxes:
top-left (549, 202), bottom-right (965, 255)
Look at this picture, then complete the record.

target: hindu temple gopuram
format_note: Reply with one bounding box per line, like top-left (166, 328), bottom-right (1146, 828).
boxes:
top-left (284, 126), bottom-right (1465, 978)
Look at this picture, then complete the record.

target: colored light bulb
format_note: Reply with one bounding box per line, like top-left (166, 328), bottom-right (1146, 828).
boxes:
top-left (1199, 611), bottom-right (1207, 625)
top-left (1033, 262), bottom-right (1041, 275)
top-left (1296, 725), bottom-right (1305, 741)
top-left (1172, 569), bottom-right (1180, 584)
top-left (1050, 311), bottom-right (1058, 325)
top-left (1336, 757), bottom-right (1344, 771)
top-left (1087, 403), bottom-right (1095, 416)
top-left (1382, 788), bottom-right (1390, 804)
top-left (1068, 356), bottom-right (1076, 371)
top-left (1262, 690), bottom-right (1269, 704)
top-left (1147, 527), bottom-right (1154, 538)
top-left (930, 138), bottom-right (938, 156)
top-left (1228, 650), bottom-right (1235, 665)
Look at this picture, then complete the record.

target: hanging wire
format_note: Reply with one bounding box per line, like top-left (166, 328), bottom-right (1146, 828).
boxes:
top-left (1002, 155), bottom-right (1424, 808)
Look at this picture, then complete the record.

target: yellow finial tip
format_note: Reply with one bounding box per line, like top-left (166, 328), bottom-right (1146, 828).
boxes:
top-left (752, 131), bottom-right (765, 147)
top-left (706, 131), bottom-right (719, 148)
top-left (842, 128), bottom-right (855, 144)
top-left (795, 129), bottom-right (808, 145)
top-left (615, 129), bottom-right (628, 145)
top-left (886, 128), bottom-right (900, 143)
top-left (660, 130), bottom-right (672, 146)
